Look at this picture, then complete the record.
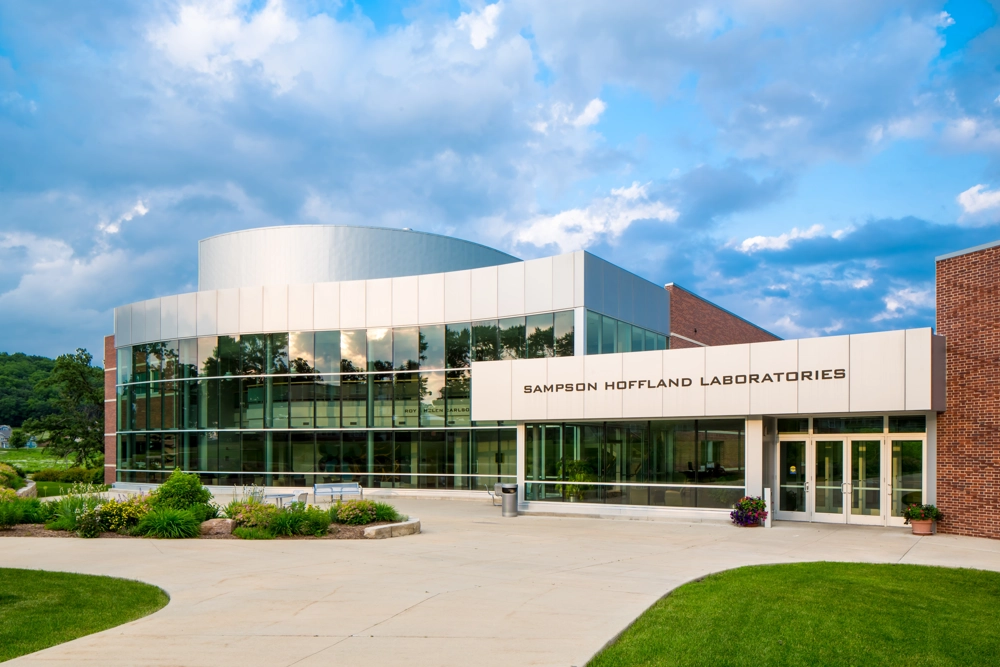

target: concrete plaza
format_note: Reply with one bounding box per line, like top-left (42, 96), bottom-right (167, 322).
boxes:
top-left (4, 498), bottom-right (1000, 666)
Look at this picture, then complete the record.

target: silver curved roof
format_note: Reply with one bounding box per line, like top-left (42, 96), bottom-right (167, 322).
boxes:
top-left (198, 225), bottom-right (521, 290)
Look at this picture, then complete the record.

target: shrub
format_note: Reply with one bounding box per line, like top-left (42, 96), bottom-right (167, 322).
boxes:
top-left (0, 463), bottom-right (24, 490)
top-left (31, 468), bottom-right (104, 484)
top-left (44, 484), bottom-right (106, 532)
top-left (136, 508), bottom-right (200, 539)
top-left (76, 506), bottom-right (103, 538)
top-left (0, 501), bottom-right (25, 529)
top-left (150, 469), bottom-right (211, 511)
top-left (230, 501), bottom-right (279, 530)
top-left (730, 496), bottom-right (768, 527)
top-left (188, 502), bottom-right (219, 523)
top-left (271, 507), bottom-right (307, 536)
top-left (373, 502), bottom-right (403, 523)
top-left (19, 498), bottom-right (51, 524)
top-left (233, 526), bottom-right (275, 540)
top-left (99, 495), bottom-right (152, 533)
top-left (334, 499), bottom-right (377, 525)
top-left (0, 488), bottom-right (17, 503)
top-left (301, 505), bottom-right (332, 536)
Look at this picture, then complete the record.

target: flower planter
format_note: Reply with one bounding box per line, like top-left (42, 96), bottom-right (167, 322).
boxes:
top-left (910, 519), bottom-right (934, 536)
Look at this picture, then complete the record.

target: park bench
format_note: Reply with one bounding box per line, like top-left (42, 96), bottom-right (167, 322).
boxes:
top-left (313, 482), bottom-right (363, 503)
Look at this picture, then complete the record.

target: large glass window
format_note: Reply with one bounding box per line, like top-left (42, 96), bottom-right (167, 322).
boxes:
top-left (420, 371), bottom-right (446, 427)
top-left (289, 332), bottom-right (315, 374)
top-left (526, 313), bottom-right (554, 358)
top-left (446, 322), bottom-right (471, 368)
top-left (421, 325), bottom-right (446, 369)
top-left (340, 330), bottom-right (366, 373)
top-left (585, 311), bottom-right (667, 356)
top-left (241, 334), bottom-right (268, 375)
top-left (499, 317), bottom-right (526, 360)
top-left (315, 331), bottom-right (341, 373)
top-left (393, 327), bottom-right (420, 370)
top-left (367, 329), bottom-right (392, 371)
top-left (472, 320), bottom-right (501, 361)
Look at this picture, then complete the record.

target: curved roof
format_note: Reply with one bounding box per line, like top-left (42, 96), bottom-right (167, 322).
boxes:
top-left (198, 225), bottom-right (520, 290)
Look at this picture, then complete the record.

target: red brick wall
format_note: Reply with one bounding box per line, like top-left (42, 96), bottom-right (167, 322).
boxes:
top-left (103, 334), bottom-right (117, 485)
top-left (665, 284), bottom-right (780, 347)
top-left (936, 244), bottom-right (1000, 539)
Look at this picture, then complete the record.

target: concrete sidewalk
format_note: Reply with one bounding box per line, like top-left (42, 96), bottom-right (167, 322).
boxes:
top-left (4, 498), bottom-right (1000, 666)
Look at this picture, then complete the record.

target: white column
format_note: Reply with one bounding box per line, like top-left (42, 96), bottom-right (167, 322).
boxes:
top-left (745, 416), bottom-right (764, 497)
top-left (516, 422), bottom-right (526, 505)
top-left (926, 411), bottom-right (937, 505)
top-left (574, 307), bottom-right (586, 357)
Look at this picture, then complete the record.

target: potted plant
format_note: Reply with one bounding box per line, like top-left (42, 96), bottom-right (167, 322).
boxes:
top-left (903, 504), bottom-right (941, 535)
top-left (730, 496), bottom-right (768, 527)
top-left (558, 460), bottom-right (593, 502)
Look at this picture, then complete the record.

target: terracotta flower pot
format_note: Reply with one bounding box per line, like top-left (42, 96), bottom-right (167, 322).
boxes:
top-left (910, 519), bottom-right (934, 536)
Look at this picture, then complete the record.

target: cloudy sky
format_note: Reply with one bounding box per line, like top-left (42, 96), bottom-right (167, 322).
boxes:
top-left (1, 0), bottom-right (999, 361)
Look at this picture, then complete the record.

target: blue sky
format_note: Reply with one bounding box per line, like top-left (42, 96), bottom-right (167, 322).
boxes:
top-left (1, 0), bottom-right (999, 359)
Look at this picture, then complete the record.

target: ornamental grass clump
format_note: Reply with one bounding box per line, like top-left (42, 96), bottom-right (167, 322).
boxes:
top-left (373, 502), bottom-right (403, 523)
top-left (45, 483), bottom-right (106, 532)
top-left (135, 508), bottom-right (200, 539)
top-left (0, 500), bottom-right (25, 529)
top-left (334, 499), bottom-right (377, 525)
top-left (0, 488), bottom-right (17, 504)
top-left (730, 496), bottom-right (768, 527)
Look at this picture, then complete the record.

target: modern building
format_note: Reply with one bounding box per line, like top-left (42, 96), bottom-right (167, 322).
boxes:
top-left (106, 225), bottom-right (946, 530)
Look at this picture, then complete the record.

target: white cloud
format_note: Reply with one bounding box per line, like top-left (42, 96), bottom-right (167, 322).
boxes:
top-left (457, 2), bottom-right (502, 50)
top-left (514, 182), bottom-right (678, 253)
top-left (957, 184), bottom-right (1000, 217)
top-left (572, 98), bottom-right (606, 127)
top-left (98, 200), bottom-right (149, 235)
top-left (736, 224), bottom-right (825, 253)
top-left (872, 286), bottom-right (933, 321)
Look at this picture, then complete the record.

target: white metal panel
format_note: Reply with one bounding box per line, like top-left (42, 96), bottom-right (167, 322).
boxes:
top-left (176, 293), bottom-right (197, 339)
top-left (662, 346), bottom-right (706, 417)
top-left (143, 299), bottom-right (160, 342)
top-left (288, 284), bottom-right (314, 331)
top-left (749, 339), bottom-right (798, 414)
top-left (932, 335), bottom-right (946, 411)
top-left (496, 262), bottom-right (525, 317)
top-left (470, 360), bottom-right (512, 421)
top-left (470, 266), bottom-right (498, 320)
top-left (418, 273), bottom-right (445, 324)
top-left (313, 282), bottom-right (340, 330)
top-left (745, 418), bottom-right (764, 496)
top-left (584, 354), bottom-right (623, 419)
top-left (239, 287), bottom-right (263, 333)
top-left (523, 257), bottom-right (553, 314)
top-left (160, 295), bottom-right (178, 340)
top-left (797, 335), bottom-right (850, 414)
top-left (545, 356), bottom-right (586, 420)
top-left (392, 276), bottom-right (419, 326)
top-left (115, 305), bottom-right (132, 346)
top-left (339, 280), bottom-right (366, 329)
top-left (263, 285), bottom-right (289, 331)
top-left (573, 308), bottom-right (586, 357)
top-left (366, 278), bottom-right (393, 327)
top-left (196, 291), bottom-right (218, 336)
top-left (905, 328), bottom-right (933, 411)
top-left (511, 358), bottom-right (549, 421)
top-left (622, 351), bottom-right (665, 418)
top-left (704, 344), bottom-right (751, 416)
top-left (850, 330), bottom-right (905, 412)
top-left (443, 270), bottom-right (472, 322)
top-left (217, 288), bottom-right (240, 335)
top-left (552, 253), bottom-right (575, 311)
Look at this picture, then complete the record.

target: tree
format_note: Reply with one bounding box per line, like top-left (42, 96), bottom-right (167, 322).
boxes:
top-left (22, 349), bottom-right (104, 467)
top-left (8, 430), bottom-right (28, 449)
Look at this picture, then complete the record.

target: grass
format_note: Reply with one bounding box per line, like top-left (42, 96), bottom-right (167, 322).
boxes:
top-left (588, 562), bottom-right (1000, 667)
top-left (34, 481), bottom-right (109, 498)
top-left (0, 568), bottom-right (168, 662)
top-left (0, 449), bottom-right (75, 473)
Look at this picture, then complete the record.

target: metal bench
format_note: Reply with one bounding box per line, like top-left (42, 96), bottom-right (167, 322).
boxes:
top-left (487, 483), bottom-right (503, 507)
top-left (313, 482), bottom-right (363, 503)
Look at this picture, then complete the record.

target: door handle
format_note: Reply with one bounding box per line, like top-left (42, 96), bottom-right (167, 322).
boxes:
top-left (804, 481), bottom-right (809, 492)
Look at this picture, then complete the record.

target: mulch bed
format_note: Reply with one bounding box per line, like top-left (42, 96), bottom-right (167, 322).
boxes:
top-left (0, 522), bottom-right (394, 540)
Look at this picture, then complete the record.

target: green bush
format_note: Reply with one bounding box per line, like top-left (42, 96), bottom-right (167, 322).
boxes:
top-left (233, 526), bottom-right (275, 540)
top-left (98, 495), bottom-right (151, 533)
top-left (0, 488), bottom-right (17, 503)
top-left (373, 502), bottom-right (403, 523)
top-left (301, 505), bottom-right (332, 536)
top-left (136, 508), bottom-right (200, 539)
top-left (32, 467), bottom-right (103, 484)
top-left (76, 506), bottom-right (103, 538)
top-left (271, 507), bottom-right (307, 536)
top-left (334, 499), bottom-right (377, 525)
top-left (150, 469), bottom-right (211, 511)
top-left (44, 485), bottom-right (106, 532)
top-left (0, 501), bottom-right (25, 529)
top-left (12, 498), bottom-right (51, 524)
top-left (230, 501), bottom-right (279, 530)
top-left (0, 463), bottom-right (24, 490)
top-left (188, 502), bottom-right (219, 523)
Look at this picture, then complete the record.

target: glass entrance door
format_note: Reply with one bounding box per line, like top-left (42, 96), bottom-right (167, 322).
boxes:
top-left (849, 439), bottom-right (883, 526)
top-left (811, 440), bottom-right (846, 523)
top-left (776, 440), bottom-right (808, 519)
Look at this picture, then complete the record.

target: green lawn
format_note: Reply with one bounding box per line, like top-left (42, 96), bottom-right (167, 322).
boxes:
top-left (34, 481), bottom-right (110, 497)
top-left (588, 562), bottom-right (1000, 667)
top-left (0, 449), bottom-right (75, 473)
top-left (0, 568), bottom-right (168, 662)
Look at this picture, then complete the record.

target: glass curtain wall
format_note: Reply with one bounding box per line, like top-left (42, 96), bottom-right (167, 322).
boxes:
top-left (585, 311), bottom-right (667, 355)
top-left (525, 419), bottom-right (745, 508)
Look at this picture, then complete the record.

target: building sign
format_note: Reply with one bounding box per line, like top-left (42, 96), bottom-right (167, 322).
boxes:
top-left (522, 369), bottom-right (847, 394)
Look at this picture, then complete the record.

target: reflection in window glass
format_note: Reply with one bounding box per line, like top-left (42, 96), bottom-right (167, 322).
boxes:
top-left (314, 331), bottom-right (341, 373)
top-left (241, 432), bottom-right (263, 475)
top-left (291, 432), bottom-right (315, 473)
top-left (393, 327), bottom-right (419, 370)
top-left (526, 313), bottom-right (554, 358)
top-left (198, 337), bottom-right (218, 377)
top-left (289, 332), bottom-right (315, 374)
top-left (162, 341), bottom-right (180, 380)
top-left (420, 371), bottom-right (446, 427)
top-left (814, 416), bottom-right (884, 434)
top-left (371, 373), bottom-right (393, 427)
top-left (367, 328), bottom-right (392, 371)
top-left (342, 433), bottom-right (367, 481)
top-left (315, 376), bottom-right (340, 427)
top-left (316, 432), bottom-right (340, 473)
top-left (218, 336), bottom-right (241, 376)
top-left (889, 415), bottom-right (926, 433)
top-left (394, 432), bottom-right (416, 488)
top-left (290, 378), bottom-right (315, 428)
top-left (341, 374), bottom-right (366, 427)
top-left (117, 347), bottom-right (132, 385)
top-left (499, 317), bottom-right (526, 360)
top-left (472, 320), bottom-right (500, 361)
top-left (631, 327), bottom-right (645, 352)
top-left (601, 316), bottom-right (616, 354)
top-left (340, 330), bottom-right (366, 373)
top-left (394, 373), bottom-right (420, 427)
top-left (267, 333), bottom-right (289, 374)
top-left (891, 440), bottom-right (923, 516)
top-left (267, 377), bottom-right (288, 428)
top-left (240, 334), bottom-right (267, 375)
top-left (446, 322), bottom-right (471, 368)
top-left (446, 370), bottom-right (470, 426)
top-left (242, 377), bottom-right (265, 429)
top-left (586, 311), bottom-right (601, 355)
top-left (554, 311), bottom-right (574, 357)
top-left (421, 325), bottom-right (445, 369)
top-left (147, 345), bottom-right (164, 382)
top-left (645, 330), bottom-right (656, 352)
top-left (617, 321), bottom-right (632, 353)
top-left (179, 339), bottom-right (197, 379)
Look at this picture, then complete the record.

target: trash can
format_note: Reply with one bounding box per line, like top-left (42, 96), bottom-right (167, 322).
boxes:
top-left (501, 483), bottom-right (518, 517)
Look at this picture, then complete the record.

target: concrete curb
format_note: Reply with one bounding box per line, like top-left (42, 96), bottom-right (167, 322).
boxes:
top-left (16, 480), bottom-right (36, 499)
top-left (363, 518), bottom-right (420, 539)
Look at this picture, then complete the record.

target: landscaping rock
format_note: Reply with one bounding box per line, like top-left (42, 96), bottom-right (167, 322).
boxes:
top-left (200, 519), bottom-right (234, 536)
top-left (364, 518), bottom-right (420, 539)
top-left (16, 481), bottom-right (37, 499)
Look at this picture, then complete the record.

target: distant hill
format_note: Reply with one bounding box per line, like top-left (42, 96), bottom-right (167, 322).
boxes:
top-left (0, 352), bottom-right (60, 427)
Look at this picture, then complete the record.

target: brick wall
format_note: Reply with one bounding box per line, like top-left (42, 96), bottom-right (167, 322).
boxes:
top-left (665, 284), bottom-right (780, 348)
top-left (103, 334), bottom-right (117, 485)
top-left (936, 244), bottom-right (1000, 539)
